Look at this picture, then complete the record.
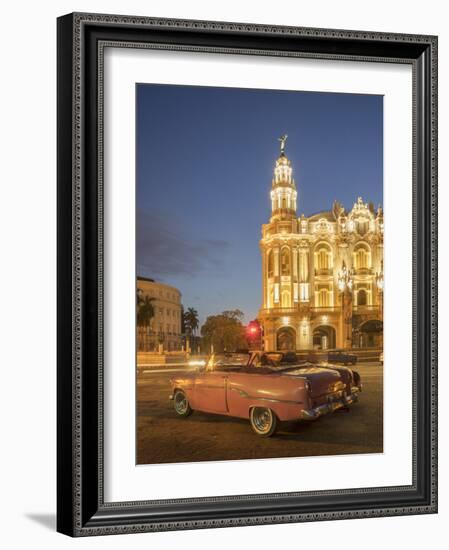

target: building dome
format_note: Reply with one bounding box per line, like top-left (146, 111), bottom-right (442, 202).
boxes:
top-left (272, 152), bottom-right (295, 189)
top-left (277, 153), bottom-right (290, 165)
top-left (270, 137), bottom-right (297, 220)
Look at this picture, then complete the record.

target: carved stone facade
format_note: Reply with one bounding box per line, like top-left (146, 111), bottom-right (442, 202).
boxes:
top-left (258, 146), bottom-right (384, 351)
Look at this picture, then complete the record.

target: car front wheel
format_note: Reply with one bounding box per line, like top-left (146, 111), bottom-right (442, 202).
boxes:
top-left (249, 407), bottom-right (277, 437)
top-left (173, 390), bottom-right (192, 417)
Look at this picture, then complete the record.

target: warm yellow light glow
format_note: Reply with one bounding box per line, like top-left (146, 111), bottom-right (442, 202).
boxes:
top-left (376, 272), bottom-right (384, 290)
top-left (188, 360), bottom-right (206, 368)
top-left (258, 140), bottom-right (383, 353)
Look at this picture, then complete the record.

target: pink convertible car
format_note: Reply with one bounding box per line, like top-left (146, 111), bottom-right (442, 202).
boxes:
top-left (170, 351), bottom-right (362, 436)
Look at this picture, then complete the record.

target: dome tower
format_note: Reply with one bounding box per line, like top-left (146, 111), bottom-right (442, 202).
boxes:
top-left (270, 134), bottom-right (297, 221)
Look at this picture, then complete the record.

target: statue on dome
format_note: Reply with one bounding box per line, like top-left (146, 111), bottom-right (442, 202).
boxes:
top-left (278, 134), bottom-right (288, 154)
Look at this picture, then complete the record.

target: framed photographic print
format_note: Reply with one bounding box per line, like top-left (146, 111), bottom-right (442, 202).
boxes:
top-left (57, 12), bottom-right (438, 536)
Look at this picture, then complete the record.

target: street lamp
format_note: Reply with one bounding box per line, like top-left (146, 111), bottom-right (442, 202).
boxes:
top-left (375, 270), bottom-right (384, 291)
top-left (375, 266), bottom-right (384, 321)
top-left (337, 261), bottom-right (354, 349)
top-left (158, 329), bottom-right (165, 354)
top-left (337, 261), bottom-right (354, 292)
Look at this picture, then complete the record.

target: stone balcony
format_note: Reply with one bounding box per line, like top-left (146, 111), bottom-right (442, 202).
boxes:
top-left (314, 268), bottom-right (333, 276)
top-left (353, 267), bottom-right (373, 276)
top-left (352, 305), bottom-right (379, 313)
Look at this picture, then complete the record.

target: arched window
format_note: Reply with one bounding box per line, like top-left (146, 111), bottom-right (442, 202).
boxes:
top-left (281, 290), bottom-right (291, 308)
top-left (318, 249), bottom-right (329, 269)
top-left (314, 243), bottom-right (332, 271)
top-left (357, 289), bottom-right (367, 306)
top-left (267, 250), bottom-right (274, 278)
top-left (281, 248), bottom-right (290, 276)
top-left (353, 243), bottom-right (371, 270)
top-left (318, 289), bottom-right (329, 307)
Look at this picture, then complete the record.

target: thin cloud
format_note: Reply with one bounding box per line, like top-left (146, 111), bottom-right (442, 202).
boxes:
top-left (137, 209), bottom-right (229, 278)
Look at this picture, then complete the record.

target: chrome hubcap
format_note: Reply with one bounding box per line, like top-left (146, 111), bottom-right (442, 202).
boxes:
top-left (174, 392), bottom-right (188, 414)
top-left (252, 408), bottom-right (273, 433)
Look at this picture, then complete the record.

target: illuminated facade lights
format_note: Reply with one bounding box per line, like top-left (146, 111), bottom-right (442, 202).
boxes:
top-left (258, 137), bottom-right (384, 352)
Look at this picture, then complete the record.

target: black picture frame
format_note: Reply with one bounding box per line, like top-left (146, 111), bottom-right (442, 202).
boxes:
top-left (57, 12), bottom-right (438, 536)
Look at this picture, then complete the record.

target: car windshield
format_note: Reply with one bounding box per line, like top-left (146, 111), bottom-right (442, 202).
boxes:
top-left (206, 353), bottom-right (249, 371)
top-left (250, 352), bottom-right (304, 370)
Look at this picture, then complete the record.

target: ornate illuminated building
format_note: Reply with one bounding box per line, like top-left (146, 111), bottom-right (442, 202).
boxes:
top-left (258, 136), bottom-right (384, 351)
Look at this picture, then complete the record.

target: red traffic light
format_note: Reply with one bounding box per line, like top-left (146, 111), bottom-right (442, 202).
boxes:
top-left (246, 320), bottom-right (261, 337)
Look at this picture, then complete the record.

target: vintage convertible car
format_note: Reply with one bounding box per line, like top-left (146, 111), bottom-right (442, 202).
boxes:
top-left (170, 351), bottom-right (362, 436)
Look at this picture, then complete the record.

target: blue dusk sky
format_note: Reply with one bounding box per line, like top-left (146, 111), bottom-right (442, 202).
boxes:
top-left (136, 84), bottom-right (383, 326)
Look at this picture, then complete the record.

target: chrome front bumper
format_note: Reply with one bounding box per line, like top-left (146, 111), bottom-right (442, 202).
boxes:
top-left (300, 387), bottom-right (360, 421)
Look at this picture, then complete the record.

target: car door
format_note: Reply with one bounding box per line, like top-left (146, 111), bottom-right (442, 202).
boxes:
top-left (194, 370), bottom-right (228, 413)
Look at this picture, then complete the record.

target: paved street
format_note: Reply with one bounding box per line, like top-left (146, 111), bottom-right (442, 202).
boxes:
top-left (136, 363), bottom-right (383, 465)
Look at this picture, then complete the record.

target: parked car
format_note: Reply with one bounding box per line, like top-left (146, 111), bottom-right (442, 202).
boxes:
top-left (170, 351), bottom-right (362, 437)
top-left (327, 349), bottom-right (357, 365)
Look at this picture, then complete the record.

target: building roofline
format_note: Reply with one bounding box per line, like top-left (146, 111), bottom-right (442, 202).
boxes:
top-left (137, 275), bottom-right (155, 283)
top-left (137, 276), bottom-right (182, 297)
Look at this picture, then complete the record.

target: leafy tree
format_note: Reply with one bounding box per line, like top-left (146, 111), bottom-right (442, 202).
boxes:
top-left (200, 310), bottom-right (246, 353)
top-left (221, 309), bottom-right (244, 322)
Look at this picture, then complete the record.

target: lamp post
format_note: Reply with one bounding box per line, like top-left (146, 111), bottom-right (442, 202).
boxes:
top-left (158, 328), bottom-right (164, 354)
top-left (337, 261), bottom-right (354, 349)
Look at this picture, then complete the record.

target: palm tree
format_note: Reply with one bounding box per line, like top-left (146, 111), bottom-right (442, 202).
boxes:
top-left (137, 293), bottom-right (155, 350)
top-left (183, 307), bottom-right (199, 352)
top-left (186, 307), bottom-right (199, 334)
